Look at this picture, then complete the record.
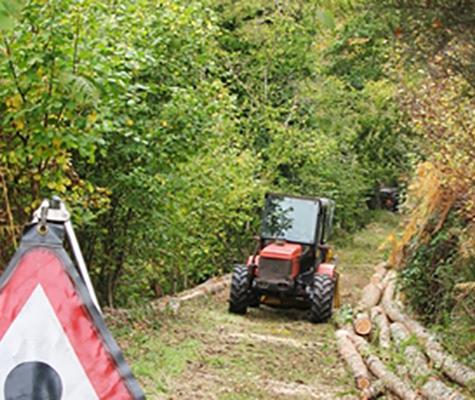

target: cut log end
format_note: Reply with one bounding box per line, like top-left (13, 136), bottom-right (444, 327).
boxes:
top-left (354, 312), bottom-right (372, 336)
top-left (335, 329), bottom-right (371, 391)
top-left (356, 376), bottom-right (371, 390)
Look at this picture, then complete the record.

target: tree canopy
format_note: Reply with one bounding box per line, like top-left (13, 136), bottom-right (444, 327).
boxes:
top-left (1, 0), bottom-right (457, 308)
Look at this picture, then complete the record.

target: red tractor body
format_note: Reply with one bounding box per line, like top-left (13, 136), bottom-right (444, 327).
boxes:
top-left (257, 242), bottom-right (301, 276)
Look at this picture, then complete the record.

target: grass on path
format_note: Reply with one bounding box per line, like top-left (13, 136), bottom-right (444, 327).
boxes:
top-left (110, 211), bottom-right (400, 399)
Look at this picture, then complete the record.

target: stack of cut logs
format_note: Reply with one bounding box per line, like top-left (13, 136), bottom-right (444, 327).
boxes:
top-left (335, 262), bottom-right (475, 400)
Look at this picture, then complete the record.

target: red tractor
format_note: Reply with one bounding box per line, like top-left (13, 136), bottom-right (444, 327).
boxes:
top-left (228, 193), bottom-right (339, 323)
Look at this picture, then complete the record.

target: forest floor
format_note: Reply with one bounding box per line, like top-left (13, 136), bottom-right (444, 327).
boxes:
top-left (111, 211), bottom-right (400, 399)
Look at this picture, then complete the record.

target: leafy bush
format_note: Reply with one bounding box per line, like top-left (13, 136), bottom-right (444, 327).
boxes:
top-left (400, 212), bottom-right (474, 323)
top-left (383, 0), bottom-right (475, 366)
top-left (1, 0), bottom-right (414, 306)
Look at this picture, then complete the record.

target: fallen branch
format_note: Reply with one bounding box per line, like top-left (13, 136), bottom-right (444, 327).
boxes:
top-left (454, 282), bottom-right (475, 295)
top-left (154, 274), bottom-right (231, 312)
top-left (179, 274), bottom-right (231, 301)
top-left (335, 329), bottom-right (371, 390)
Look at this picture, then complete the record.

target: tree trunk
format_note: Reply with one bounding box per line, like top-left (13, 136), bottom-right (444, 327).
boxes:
top-left (361, 379), bottom-right (386, 400)
top-left (354, 311), bottom-right (372, 336)
top-left (382, 272), bottom-right (475, 389)
top-left (359, 282), bottom-right (383, 311)
top-left (335, 329), bottom-right (371, 390)
top-left (381, 270), bottom-right (406, 323)
top-left (404, 318), bottom-right (475, 390)
top-left (371, 262), bottom-right (389, 285)
top-left (154, 274), bottom-right (231, 312)
top-left (421, 378), bottom-right (466, 400)
top-left (389, 322), bottom-right (431, 378)
top-left (346, 331), bottom-right (420, 400)
top-left (371, 306), bottom-right (391, 349)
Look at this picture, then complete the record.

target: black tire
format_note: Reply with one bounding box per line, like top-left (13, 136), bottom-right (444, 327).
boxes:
top-left (228, 264), bottom-right (251, 315)
top-left (308, 274), bottom-right (335, 323)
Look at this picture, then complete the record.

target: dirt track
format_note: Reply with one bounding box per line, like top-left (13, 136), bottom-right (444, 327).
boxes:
top-left (113, 212), bottom-right (399, 399)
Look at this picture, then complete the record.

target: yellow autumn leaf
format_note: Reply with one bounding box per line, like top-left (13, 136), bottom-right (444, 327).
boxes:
top-left (13, 119), bottom-right (24, 130)
top-left (47, 181), bottom-right (67, 193)
top-left (8, 151), bottom-right (17, 163)
top-left (52, 138), bottom-right (61, 149)
top-left (6, 94), bottom-right (22, 110)
top-left (87, 112), bottom-right (98, 124)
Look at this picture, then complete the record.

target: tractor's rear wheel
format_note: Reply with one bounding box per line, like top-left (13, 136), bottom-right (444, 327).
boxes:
top-left (308, 274), bottom-right (335, 323)
top-left (229, 264), bottom-right (251, 315)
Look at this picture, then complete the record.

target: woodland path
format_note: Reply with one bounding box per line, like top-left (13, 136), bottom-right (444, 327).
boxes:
top-left (112, 212), bottom-right (400, 399)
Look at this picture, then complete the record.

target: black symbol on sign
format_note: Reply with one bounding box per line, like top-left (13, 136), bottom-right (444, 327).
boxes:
top-left (5, 361), bottom-right (63, 400)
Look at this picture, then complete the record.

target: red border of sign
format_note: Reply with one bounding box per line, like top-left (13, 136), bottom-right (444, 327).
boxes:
top-left (0, 224), bottom-right (145, 399)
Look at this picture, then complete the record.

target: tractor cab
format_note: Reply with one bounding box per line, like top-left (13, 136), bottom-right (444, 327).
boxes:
top-left (229, 193), bottom-right (339, 323)
top-left (259, 193), bottom-right (334, 278)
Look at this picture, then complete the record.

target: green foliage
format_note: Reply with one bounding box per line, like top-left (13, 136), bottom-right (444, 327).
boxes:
top-left (399, 210), bottom-right (475, 369)
top-left (323, 9), bottom-right (394, 86)
top-left (1, 0), bottom-right (414, 306)
top-left (0, 0), bottom-right (23, 30)
top-left (316, 9), bottom-right (336, 30)
top-left (380, 0), bottom-right (474, 368)
top-left (321, 8), bottom-right (415, 186)
top-left (215, 0), bottom-right (414, 231)
top-left (400, 212), bottom-right (475, 324)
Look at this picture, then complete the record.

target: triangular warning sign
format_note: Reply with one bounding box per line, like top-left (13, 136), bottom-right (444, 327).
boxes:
top-left (0, 223), bottom-right (145, 399)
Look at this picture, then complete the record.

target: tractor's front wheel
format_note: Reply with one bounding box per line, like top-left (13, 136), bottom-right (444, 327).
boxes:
top-left (229, 264), bottom-right (251, 315)
top-left (308, 274), bottom-right (335, 323)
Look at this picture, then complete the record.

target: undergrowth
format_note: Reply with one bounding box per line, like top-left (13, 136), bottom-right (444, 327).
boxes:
top-left (399, 210), bottom-right (475, 369)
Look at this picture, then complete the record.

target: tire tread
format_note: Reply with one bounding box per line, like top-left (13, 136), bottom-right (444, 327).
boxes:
top-left (308, 274), bottom-right (335, 323)
top-left (229, 265), bottom-right (250, 315)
